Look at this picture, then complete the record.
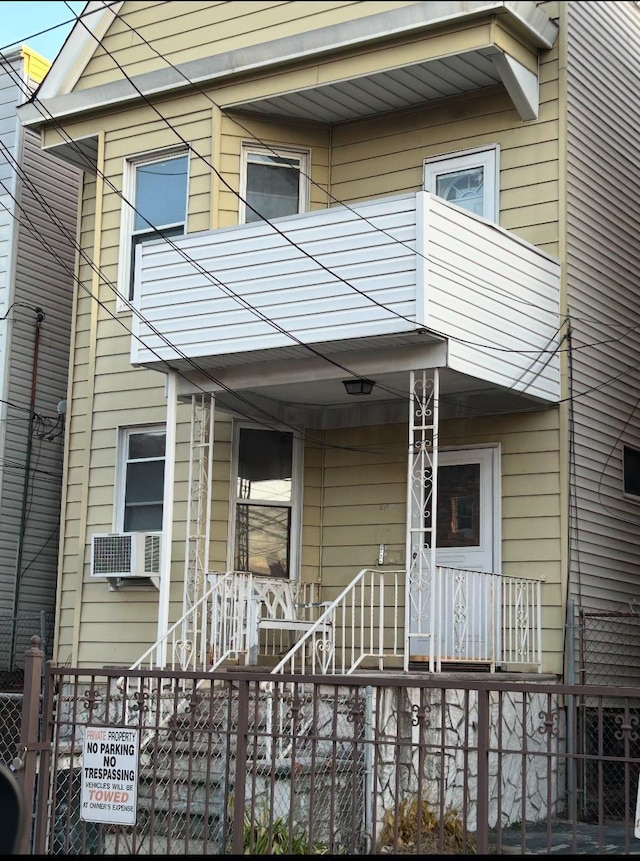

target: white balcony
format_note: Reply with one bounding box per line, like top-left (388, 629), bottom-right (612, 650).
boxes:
top-left (132, 191), bottom-right (560, 403)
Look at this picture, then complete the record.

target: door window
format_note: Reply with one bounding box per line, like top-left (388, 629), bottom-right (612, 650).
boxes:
top-left (437, 463), bottom-right (481, 547)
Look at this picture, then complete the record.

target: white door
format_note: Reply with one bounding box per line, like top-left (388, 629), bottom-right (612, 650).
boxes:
top-left (436, 448), bottom-right (496, 572)
top-left (409, 446), bottom-right (500, 664)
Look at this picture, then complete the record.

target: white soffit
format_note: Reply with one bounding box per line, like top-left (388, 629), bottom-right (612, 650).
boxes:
top-left (18, 1), bottom-right (557, 128)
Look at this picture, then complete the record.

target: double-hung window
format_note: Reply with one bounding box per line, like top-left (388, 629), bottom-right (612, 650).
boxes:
top-left (120, 150), bottom-right (189, 302)
top-left (231, 425), bottom-right (301, 578)
top-left (240, 145), bottom-right (309, 224)
top-left (424, 145), bottom-right (499, 222)
top-left (118, 427), bottom-right (166, 532)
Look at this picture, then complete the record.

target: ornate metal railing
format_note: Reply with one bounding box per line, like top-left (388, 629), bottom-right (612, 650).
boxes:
top-left (271, 567), bottom-right (544, 676)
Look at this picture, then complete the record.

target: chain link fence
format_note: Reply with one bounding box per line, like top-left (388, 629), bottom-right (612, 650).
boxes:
top-left (0, 612), bottom-right (53, 776)
top-left (0, 611), bottom-right (54, 687)
top-left (577, 610), bottom-right (640, 822)
top-left (0, 692), bottom-right (23, 768)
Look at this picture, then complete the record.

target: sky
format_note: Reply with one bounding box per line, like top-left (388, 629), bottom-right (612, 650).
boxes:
top-left (0, 1), bottom-right (86, 62)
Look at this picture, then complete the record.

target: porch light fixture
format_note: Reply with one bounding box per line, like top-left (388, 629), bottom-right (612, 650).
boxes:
top-left (343, 378), bottom-right (376, 396)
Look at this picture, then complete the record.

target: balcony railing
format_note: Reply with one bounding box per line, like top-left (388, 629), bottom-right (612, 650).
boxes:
top-left (133, 192), bottom-right (561, 402)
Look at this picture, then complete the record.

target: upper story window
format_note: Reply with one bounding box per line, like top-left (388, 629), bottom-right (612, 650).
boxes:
top-left (623, 445), bottom-right (640, 499)
top-left (117, 426), bottom-right (166, 532)
top-left (240, 145), bottom-right (309, 224)
top-left (424, 145), bottom-right (499, 223)
top-left (119, 149), bottom-right (189, 303)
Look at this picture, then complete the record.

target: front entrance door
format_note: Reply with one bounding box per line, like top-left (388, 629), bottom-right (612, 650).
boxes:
top-left (436, 447), bottom-right (496, 572)
top-left (409, 446), bottom-right (500, 665)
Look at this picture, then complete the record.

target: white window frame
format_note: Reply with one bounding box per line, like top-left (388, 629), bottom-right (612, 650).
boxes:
top-left (423, 144), bottom-right (499, 223)
top-left (227, 421), bottom-right (303, 580)
top-left (114, 424), bottom-right (166, 533)
top-left (239, 144), bottom-right (310, 225)
top-left (117, 146), bottom-right (189, 311)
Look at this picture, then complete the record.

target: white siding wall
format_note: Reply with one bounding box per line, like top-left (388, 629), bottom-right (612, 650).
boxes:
top-left (566, 1), bottom-right (640, 627)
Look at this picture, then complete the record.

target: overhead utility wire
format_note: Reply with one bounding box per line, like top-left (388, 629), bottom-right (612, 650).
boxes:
top-left (71, 4), bottom-right (638, 353)
top-left (1, 155), bottom-right (630, 458)
top-left (2, 53), bottom-right (620, 446)
top-left (0, 135), bottom-right (565, 457)
top-left (100, 0), bottom-right (565, 319)
top-left (64, 2), bottom-right (566, 356)
top-left (0, 143), bottom-right (327, 445)
top-left (7, 15), bottom-right (624, 438)
top-left (0, 133), bottom-right (430, 458)
top-left (105, 2), bottom-right (640, 341)
top-left (0, 1), bottom-right (122, 53)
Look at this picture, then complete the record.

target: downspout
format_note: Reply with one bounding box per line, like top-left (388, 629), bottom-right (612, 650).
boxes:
top-left (9, 307), bottom-right (45, 669)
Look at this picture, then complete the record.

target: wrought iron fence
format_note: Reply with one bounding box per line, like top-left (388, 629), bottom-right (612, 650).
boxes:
top-left (11, 651), bottom-right (640, 856)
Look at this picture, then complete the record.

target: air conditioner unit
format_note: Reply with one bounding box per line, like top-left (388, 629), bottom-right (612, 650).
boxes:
top-left (90, 532), bottom-right (161, 589)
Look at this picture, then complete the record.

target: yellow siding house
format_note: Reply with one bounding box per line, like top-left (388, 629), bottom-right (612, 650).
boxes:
top-left (17, 1), bottom-right (640, 686)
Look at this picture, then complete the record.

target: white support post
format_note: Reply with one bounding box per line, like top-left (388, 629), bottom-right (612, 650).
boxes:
top-left (156, 370), bottom-right (178, 669)
top-left (404, 369), bottom-right (439, 671)
top-left (182, 393), bottom-right (215, 668)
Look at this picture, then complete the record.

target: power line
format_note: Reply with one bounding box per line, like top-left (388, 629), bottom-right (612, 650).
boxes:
top-left (0, 1), bottom-right (121, 54)
top-left (10, 12), bottom-right (639, 457)
top-left (3, 53), bottom-right (562, 446)
top-left (3, 87), bottom-right (635, 456)
top-left (59, 1), bottom-right (569, 357)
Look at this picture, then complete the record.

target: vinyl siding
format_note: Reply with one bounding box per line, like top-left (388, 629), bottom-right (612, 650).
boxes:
top-left (0, 51), bottom-right (79, 669)
top-left (564, 0), bottom-right (640, 630)
top-left (52, 2), bottom-right (564, 670)
top-left (319, 410), bottom-right (563, 675)
top-left (76, 1), bottom-right (418, 91)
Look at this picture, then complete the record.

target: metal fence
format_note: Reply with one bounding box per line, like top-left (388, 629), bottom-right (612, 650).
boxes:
top-left (0, 610), bottom-right (54, 684)
top-left (9, 642), bottom-right (640, 856)
top-left (579, 610), bottom-right (640, 688)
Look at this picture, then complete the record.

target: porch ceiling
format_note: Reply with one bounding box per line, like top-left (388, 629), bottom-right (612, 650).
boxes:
top-left (178, 361), bottom-right (552, 428)
top-left (226, 48), bottom-right (524, 123)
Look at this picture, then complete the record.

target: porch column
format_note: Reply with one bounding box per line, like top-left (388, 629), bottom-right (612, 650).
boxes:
top-left (156, 370), bottom-right (178, 667)
top-left (181, 393), bottom-right (215, 665)
top-left (405, 369), bottom-right (439, 671)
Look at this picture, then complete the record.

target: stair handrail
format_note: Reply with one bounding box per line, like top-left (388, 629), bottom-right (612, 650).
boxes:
top-left (270, 567), bottom-right (404, 676)
top-left (126, 573), bottom-right (224, 673)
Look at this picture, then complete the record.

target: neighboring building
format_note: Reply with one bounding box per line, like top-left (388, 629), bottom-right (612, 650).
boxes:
top-left (15, 1), bottom-right (640, 690)
top-left (0, 47), bottom-right (79, 675)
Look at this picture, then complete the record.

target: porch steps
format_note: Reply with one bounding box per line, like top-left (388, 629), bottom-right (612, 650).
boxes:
top-left (131, 679), bottom-right (361, 848)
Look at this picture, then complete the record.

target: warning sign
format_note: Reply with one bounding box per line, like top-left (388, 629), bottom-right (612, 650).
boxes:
top-left (80, 726), bottom-right (139, 825)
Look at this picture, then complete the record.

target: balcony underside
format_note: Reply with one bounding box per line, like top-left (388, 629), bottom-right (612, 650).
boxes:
top-left (24, 2), bottom-right (557, 171)
top-left (175, 345), bottom-right (554, 428)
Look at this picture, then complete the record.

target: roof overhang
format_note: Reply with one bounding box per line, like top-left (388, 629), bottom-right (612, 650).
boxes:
top-left (18, 0), bottom-right (557, 137)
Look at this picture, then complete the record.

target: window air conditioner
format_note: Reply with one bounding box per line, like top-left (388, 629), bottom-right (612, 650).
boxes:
top-left (90, 532), bottom-right (161, 589)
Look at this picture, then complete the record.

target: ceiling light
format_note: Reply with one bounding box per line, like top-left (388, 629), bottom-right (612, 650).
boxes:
top-left (343, 379), bottom-right (376, 396)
